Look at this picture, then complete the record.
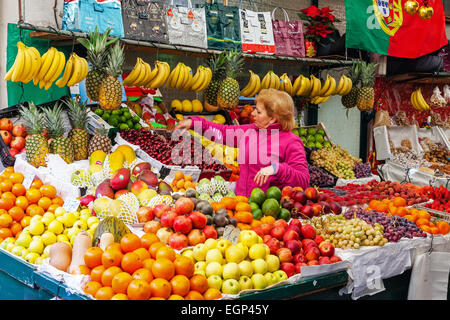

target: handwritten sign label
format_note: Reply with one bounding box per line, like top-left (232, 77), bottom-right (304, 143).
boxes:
top-left (63, 198), bottom-right (81, 213)
top-left (222, 225), bottom-right (241, 244)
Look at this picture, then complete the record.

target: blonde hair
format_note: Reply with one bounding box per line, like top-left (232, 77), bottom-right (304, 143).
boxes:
top-left (255, 88), bottom-right (296, 131)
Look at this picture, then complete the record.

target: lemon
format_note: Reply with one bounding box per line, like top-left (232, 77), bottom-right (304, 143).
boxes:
top-left (171, 99), bottom-right (182, 112)
top-left (192, 99), bottom-right (203, 112)
top-left (175, 114), bottom-right (184, 121)
top-left (182, 100), bottom-right (193, 112)
top-left (214, 114), bottom-right (226, 124)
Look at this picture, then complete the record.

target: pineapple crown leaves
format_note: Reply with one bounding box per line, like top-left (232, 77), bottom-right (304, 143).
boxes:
top-left (105, 42), bottom-right (125, 78)
top-left (19, 102), bottom-right (45, 135)
top-left (348, 61), bottom-right (362, 84)
top-left (223, 49), bottom-right (244, 79)
top-left (42, 102), bottom-right (66, 139)
top-left (65, 99), bottom-right (89, 130)
top-left (77, 27), bottom-right (119, 69)
top-left (207, 51), bottom-right (228, 81)
top-left (359, 61), bottom-right (378, 87)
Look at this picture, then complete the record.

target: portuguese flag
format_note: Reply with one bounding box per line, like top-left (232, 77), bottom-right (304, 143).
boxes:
top-left (345, 0), bottom-right (448, 58)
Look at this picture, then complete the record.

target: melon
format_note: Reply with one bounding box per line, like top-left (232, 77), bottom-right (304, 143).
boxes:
top-left (92, 216), bottom-right (131, 247)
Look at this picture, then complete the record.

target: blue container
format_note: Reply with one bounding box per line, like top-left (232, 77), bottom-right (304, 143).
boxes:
top-left (79, 0), bottom-right (125, 38)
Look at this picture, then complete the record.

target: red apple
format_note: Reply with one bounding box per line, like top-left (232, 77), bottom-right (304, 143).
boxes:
top-left (187, 229), bottom-right (206, 246)
top-left (10, 136), bottom-right (25, 150)
top-left (260, 223), bottom-right (272, 235)
top-left (318, 256), bottom-right (331, 265)
top-left (295, 262), bottom-right (308, 274)
top-left (277, 247), bottom-right (293, 263)
top-left (282, 229), bottom-right (299, 243)
top-left (314, 235), bottom-right (324, 246)
top-left (168, 232), bottom-right (189, 250)
top-left (266, 237), bottom-right (281, 255)
top-left (311, 203), bottom-right (322, 217)
top-left (8, 148), bottom-right (19, 157)
top-left (0, 130), bottom-right (12, 145)
top-left (252, 225), bottom-right (264, 238)
top-left (281, 186), bottom-right (294, 198)
top-left (330, 256), bottom-right (342, 263)
top-left (320, 201), bottom-right (331, 214)
top-left (280, 262), bottom-right (295, 278)
top-left (305, 187), bottom-right (319, 202)
top-left (270, 226), bottom-right (285, 241)
top-left (300, 224), bottom-right (316, 239)
top-left (132, 162), bottom-right (152, 177)
top-left (273, 219), bottom-right (288, 230)
top-left (285, 240), bottom-right (301, 255)
top-left (11, 124), bottom-right (26, 137)
top-left (173, 215), bottom-right (193, 234)
top-left (174, 197), bottom-right (195, 215)
top-left (263, 234), bottom-right (272, 243)
top-left (136, 206), bottom-right (154, 223)
top-left (318, 193), bottom-right (329, 202)
top-left (153, 203), bottom-right (170, 219)
top-left (160, 211), bottom-right (178, 228)
top-left (329, 201), bottom-right (342, 214)
top-left (307, 260), bottom-right (319, 266)
top-left (188, 211), bottom-right (207, 229)
top-left (286, 224), bottom-right (301, 236)
top-left (289, 219), bottom-right (302, 229)
top-left (293, 253), bottom-right (308, 265)
top-left (300, 205), bottom-right (314, 219)
top-left (318, 241), bottom-right (335, 257)
top-left (144, 220), bottom-right (161, 234)
top-left (302, 238), bottom-right (318, 252)
top-left (292, 191), bottom-right (307, 205)
top-left (202, 225), bottom-right (218, 239)
top-left (305, 247), bottom-right (320, 261)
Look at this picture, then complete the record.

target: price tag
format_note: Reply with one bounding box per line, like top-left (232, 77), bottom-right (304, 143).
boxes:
top-left (63, 198), bottom-right (81, 213)
top-left (222, 225), bottom-right (241, 244)
top-left (22, 170), bottom-right (35, 189)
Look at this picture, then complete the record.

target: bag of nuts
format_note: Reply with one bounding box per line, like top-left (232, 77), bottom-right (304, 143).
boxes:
top-left (444, 84), bottom-right (450, 105)
top-left (430, 86), bottom-right (447, 108)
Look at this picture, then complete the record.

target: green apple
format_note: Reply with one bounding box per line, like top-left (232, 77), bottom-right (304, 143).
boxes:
top-left (236, 243), bottom-right (249, 257)
top-left (221, 279), bottom-right (241, 295)
top-left (73, 220), bottom-right (87, 231)
top-left (203, 238), bottom-right (218, 251)
top-left (216, 238), bottom-right (232, 254)
top-left (264, 272), bottom-right (277, 286)
top-left (238, 260), bottom-right (253, 277)
top-left (251, 273), bottom-right (268, 290)
top-left (222, 262), bottom-right (240, 280)
top-left (11, 245), bottom-right (26, 256)
top-left (207, 275), bottom-right (223, 290)
top-left (24, 252), bottom-right (40, 264)
top-left (87, 216), bottom-right (99, 229)
top-left (205, 248), bottom-right (223, 265)
top-left (56, 234), bottom-right (69, 243)
top-left (41, 212), bottom-right (55, 227)
top-left (273, 270), bottom-right (288, 282)
top-left (41, 231), bottom-right (57, 246)
top-left (194, 261), bottom-right (206, 272)
top-left (248, 243), bottom-right (269, 260)
top-left (28, 238), bottom-right (44, 254)
top-left (48, 220), bottom-right (64, 235)
top-left (205, 261), bottom-right (223, 277)
top-left (29, 221), bottom-right (45, 236)
top-left (62, 212), bottom-right (77, 228)
top-left (30, 215), bottom-right (42, 223)
top-left (193, 243), bottom-right (208, 262)
top-left (239, 275), bottom-right (253, 290)
top-left (225, 245), bottom-right (245, 264)
top-left (181, 249), bottom-right (194, 260)
top-left (251, 259), bottom-right (268, 274)
top-left (16, 231), bottom-right (32, 248)
top-left (54, 207), bottom-right (66, 217)
top-left (265, 254), bottom-right (281, 273)
top-left (238, 230), bottom-right (259, 248)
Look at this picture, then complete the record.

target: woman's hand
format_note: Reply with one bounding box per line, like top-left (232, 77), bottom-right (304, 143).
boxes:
top-left (174, 118), bottom-right (192, 136)
top-left (254, 165), bottom-right (275, 186)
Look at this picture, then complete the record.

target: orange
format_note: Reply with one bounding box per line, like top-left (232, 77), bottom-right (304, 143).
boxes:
top-left (3, 167), bottom-right (14, 174)
top-left (101, 266), bottom-right (122, 287)
top-left (376, 203), bottom-right (388, 213)
top-left (121, 252), bottom-right (143, 274)
top-left (203, 288), bottom-right (222, 300)
top-left (47, 204), bottom-right (60, 213)
top-left (221, 197), bottom-right (237, 210)
top-left (416, 218), bottom-right (430, 227)
top-left (84, 247), bottom-right (104, 269)
top-left (0, 213), bottom-right (12, 228)
top-left (155, 246), bottom-right (176, 262)
top-left (11, 183), bottom-right (26, 197)
top-left (173, 255), bottom-right (195, 278)
top-left (71, 265), bottom-right (91, 275)
top-left (237, 223), bottom-right (252, 230)
top-left (95, 286), bottom-right (115, 300)
top-left (184, 290), bottom-right (204, 300)
top-left (142, 258), bottom-right (155, 271)
top-left (189, 274), bottom-right (208, 294)
top-left (184, 174), bottom-right (192, 182)
top-left (120, 233), bottom-right (142, 253)
top-left (133, 247), bottom-right (150, 262)
top-left (392, 197), bottom-right (407, 207)
top-left (404, 215), bottom-right (415, 222)
top-left (170, 275), bottom-right (190, 297)
top-left (37, 197), bottom-right (52, 211)
top-left (25, 188), bottom-right (41, 204)
top-left (260, 216), bottom-right (275, 225)
top-left (111, 293), bottom-right (128, 300)
top-left (396, 207), bottom-right (407, 217)
top-left (106, 242), bottom-right (122, 252)
top-left (83, 281), bottom-right (102, 297)
top-left (0, 228), bottom-right (12, 239)
top-left (2, 192), bottom-right (16, 202)
top-left (430, 227), bottom-right (440, 235)
top-left (39, 185), bottom-right (56, 198)
top-left (149, 242), bottom-right (165, 259)
top-left (234, 196), bottom-right (248, 203)
top-left (420, 225), bottom-right (431, 233)
top-left (251, 219), bottom-right (263, 228)
top-left (369, 200), bottom-right (380, 210)
top-left (140, 233), bottom-right (159, 249)
top-left (0, 180), bottom-right (13, 192)
top-left (27, 204), bottom-right (44, 217)
top-left (10, 222), bottom-right (22, 236)
top-left (152, 258), bottom-right (175, 281)
top-left (20, 216), bottom-right (31, 228)
top-left (387, 206), bottom-right (397, 216)
top-left (127, 279), bottom-right (152, 300)
top-left (174, 171), bottom-right (184, 180)
top-left (111, 272), bottom-right (133, 294)
top-left (168, 294), bottom-right (184, 300)
top-left (149, 278), bottom-right (171, 299)
top-left (132, 268), bottom-right (153, 283)
top-left (51, 197), bottom-right (64, 206)
top-left (9, 173), bottom-right (24, 184)
top-left (437, 221), bottom-right (450, 235)
top-left (9, 206), bottom-right (24, 222)
top-left (417, 210), bottom-right (431, 220)
top-left (211, 202), bottom-right (226, 212)
top-left (235, 202), bottom-right (252, 212)
top-left (0, 197), bottom-right (14, 211)
top-left (30, 179), bottom-right (43, 189)
top-left (15, 196), bottom-right (28, 210)
top-left (102, 249), bottom-right (124, 269)
top-left (90, 265), bottom-right (106, 283)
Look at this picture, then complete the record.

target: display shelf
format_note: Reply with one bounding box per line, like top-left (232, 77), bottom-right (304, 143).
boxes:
top-left (18, 22), bottom-right (354, 68)
top-left (387, 72), bottom-right (450, 84)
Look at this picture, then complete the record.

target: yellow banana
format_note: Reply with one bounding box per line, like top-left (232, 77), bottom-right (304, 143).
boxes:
top-left (46, 51), bottom-right (66, 89)
top-left (81, 56), bottom-right (89, 83)
top-left (190, 66), bottom-right (205, 91)
top-left (33, 49), bottom-right (48, 85)
top-left (240, 70), bottom-right (257, 97)
top-left (410, 90), bottom-right (419, 110)
top-left (55, 54), bottom-right (74, 88)
top-left (20, 46), bottom-right (35, 83)
top-left (248, 72), bottom-right (261, 97)
top-left (323, 76), bottom-right (336, 96)
top-left (11, 42), bottom-right (26, 82)
top-left (174, 63), bottom-right (187, 89)
top-left (309, 75), bottom-right (321, 97)
top-left (261, 71), bottom-right (271, 90)
top-left (148, 61), bottom-right (170, 88)
top-left (4, 43), bottom-right (24, 81)
top-left (334, 75), bottom-right (346, 95)
top-left (296, 76), bottom-right (309, 96)
top-left (133, 59), bottom-right (147, 86)
top-left (341, 76), bottom-right (353, 95)
top-left (167, 63), bottom-right (181, 89)
top-left (318, 75), bottom-right (331, 96)
top-left (292, 75), bottom-right (304, 95)
top-left (123, 58), bottom-right (143, 86)
top-left (36, 47), bottom-right (56, 82)
top-left (196, 67), bottom-right (212, 92)
top-left (43, 48), bottom-right (61, 82)
top-left (182, 65), bottom-right (194, 90)
top-left (143, 61), bottom-right (160, 88)
top-left (280, 74), bottom-right (293, 96)
top-left (67, 54), bottom-right (82, 86)
top-left (28, 47), bottom-right (43, 81)
top-left (271, 72), bottom-right (281, 90)
top-left (415, 88), bottom-right (430, 111)
top-left (140, 61), bottom-right (152, 87)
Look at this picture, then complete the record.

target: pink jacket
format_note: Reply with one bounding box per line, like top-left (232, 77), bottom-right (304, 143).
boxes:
top-left (189, 116), bottom-right (310, 197)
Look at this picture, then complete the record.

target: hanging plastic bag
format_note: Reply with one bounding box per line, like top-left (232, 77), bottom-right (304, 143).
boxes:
top-left (374, 109), bottom-right (391, 128)
top-left (443, 84), bottom-right (450, 105)
top-left (430, 86), bottom-right (447, 108)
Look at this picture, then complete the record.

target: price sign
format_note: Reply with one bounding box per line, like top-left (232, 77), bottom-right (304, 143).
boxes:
top-left (222, 225), bottom-right (241, 244)
top-left (63, 198), bottom-right (81, 213)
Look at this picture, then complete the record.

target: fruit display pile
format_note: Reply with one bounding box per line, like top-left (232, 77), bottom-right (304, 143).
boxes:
top-left (423, 185), bottom-right (450, 213)
top-left (308, 164), bottom-right (336, 187)
top-left (93, 107), bottom-right (143, 131)
top-left (310, 145), bottom-right (361, 179)
top-left (293, 127), bottom-right (331, 149)
top-left (0, 118), bottom-right (27, 158)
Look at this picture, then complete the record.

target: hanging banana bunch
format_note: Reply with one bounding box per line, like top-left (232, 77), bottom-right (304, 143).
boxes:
top-left (279, 73), bottom-right (294, 96)
top-left (260, 71), bottom-right (281, 90)
top-left (333, 74), bottom-right (353, 96)
top-left (189, 65), bottom-right (212, 92)
top-left (411, 88), bottom-right (430, 111)
top-left (240, 70), bottom-right (261, 97)
top-left (55, 52), bottom-right (89, 88)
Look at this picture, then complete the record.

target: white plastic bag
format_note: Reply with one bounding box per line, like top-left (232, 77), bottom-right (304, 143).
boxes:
top-left (430, 86), bottom-right (447, 108)
top-left (444, 85), bottom-right (450, 105)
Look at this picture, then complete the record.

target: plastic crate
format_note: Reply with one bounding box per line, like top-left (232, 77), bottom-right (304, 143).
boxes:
top-left (0, 138), bottom-right (16, 168)
top-left (0, 105), bottom-right (20, 119)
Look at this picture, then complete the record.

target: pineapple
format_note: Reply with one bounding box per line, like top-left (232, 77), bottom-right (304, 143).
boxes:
top-left (341, 61), bottom-right (362, 110)
top-left (98, 43), bottom-right (125, 110)
top-left (65, 98), bottom-right (90, 160)
top-left (216, 50), bottom-right (244, 110)
top-left (42, 103), bottom-right (75, 164)
top-left (204, 51), bottom-right (228, 107)
top-left (78, 27), bottom-right (119, 102)
top-left (356, 62), bottom-right (378, 112)
top-left (88, 127), bottom-right (112, 156)
top-left (19, 103), bottom-right (49, 168)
